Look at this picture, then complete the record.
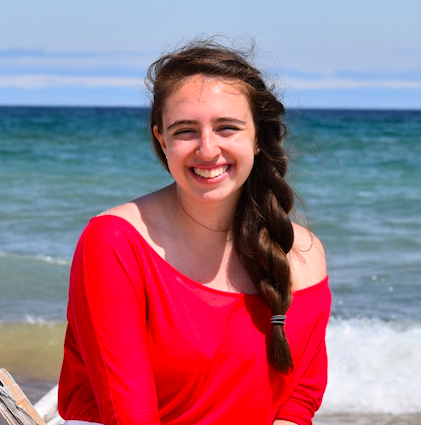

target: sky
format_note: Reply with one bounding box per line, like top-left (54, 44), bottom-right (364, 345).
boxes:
top-left (1, 0), bottom-right (420, 109)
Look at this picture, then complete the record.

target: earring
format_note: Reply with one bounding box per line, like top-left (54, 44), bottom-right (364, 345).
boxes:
top-left (256, 147), bottom-right (261, 154)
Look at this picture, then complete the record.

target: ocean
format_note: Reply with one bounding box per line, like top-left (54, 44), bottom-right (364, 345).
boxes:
top-left (1, 106), bottom-right (420, 424)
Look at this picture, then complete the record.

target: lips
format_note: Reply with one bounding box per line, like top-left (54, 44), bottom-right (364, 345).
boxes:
top-left (192, 165), bottom-right (230, 179)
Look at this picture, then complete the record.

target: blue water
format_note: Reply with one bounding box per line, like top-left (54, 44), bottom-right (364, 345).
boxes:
top-left (287, 109), bottom-right (421, 322)
top-left (1, 106), bottom-right (420, 416)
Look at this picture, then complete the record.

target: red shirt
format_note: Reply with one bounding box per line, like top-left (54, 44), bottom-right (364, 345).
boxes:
top-left (59, 215), bottom-right (331, 425)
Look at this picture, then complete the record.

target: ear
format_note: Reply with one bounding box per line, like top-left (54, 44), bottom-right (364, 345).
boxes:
top-left (253, 134), bottom-right (260, 155)
top-left (254, 141), bottom-right (260, 155)
top-left (153, 125), bottom-right (167, 154)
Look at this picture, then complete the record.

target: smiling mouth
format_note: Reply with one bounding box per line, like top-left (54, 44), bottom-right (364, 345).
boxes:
top-left (192, 165), bottom-right (230, 179)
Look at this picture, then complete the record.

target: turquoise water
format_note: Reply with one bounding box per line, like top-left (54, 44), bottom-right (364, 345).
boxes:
top-left (1, 106), bottom-right (420, 416)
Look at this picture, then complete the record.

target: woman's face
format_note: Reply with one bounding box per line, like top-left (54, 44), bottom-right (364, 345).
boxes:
top-left (153, 74), bottom-right (258, 207)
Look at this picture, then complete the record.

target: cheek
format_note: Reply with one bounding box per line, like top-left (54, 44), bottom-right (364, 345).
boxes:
top-left (165, 145), bottom-right (192, 175)
top-left (247, 155), bottom-right (256, 174)
top-left (166, 159), bottom-right (183, 182)
top-left (167, 137), bottom-right (200, 156)
top-left (166, 143), bottom-right (188, 160)
top-left (237, 149), bottom-right (256, 179)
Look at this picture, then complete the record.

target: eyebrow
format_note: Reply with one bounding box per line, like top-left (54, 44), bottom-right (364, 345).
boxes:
top-left (167, 117), bottom-right (247, 131)
top-left (215, 117), bottom-right (247, 126)
top-left (167, 120), bottom-right (196, 131)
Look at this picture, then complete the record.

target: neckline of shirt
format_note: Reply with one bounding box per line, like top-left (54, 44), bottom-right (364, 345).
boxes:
top-left (92, 214), bottom-right (328, 298)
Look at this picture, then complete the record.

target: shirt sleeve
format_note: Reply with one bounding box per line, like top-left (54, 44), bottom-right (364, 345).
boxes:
top-left (276, 339), bottom-right (328, 425)
top-left (276, 278), bottom-right (331, 425)
top-left (63, 217), bottom-right (162, 425)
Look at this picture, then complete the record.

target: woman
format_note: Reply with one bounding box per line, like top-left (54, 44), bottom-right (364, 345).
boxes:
top-left (58, 40), bottom-right (331, 425)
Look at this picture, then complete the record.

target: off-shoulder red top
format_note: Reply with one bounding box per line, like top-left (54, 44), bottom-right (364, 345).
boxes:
top-left (58, 215), bottom-right (331, 425)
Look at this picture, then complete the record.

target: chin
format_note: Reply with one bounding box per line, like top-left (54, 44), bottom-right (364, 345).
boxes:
top-left (193, 187), bottom-right (242, 205)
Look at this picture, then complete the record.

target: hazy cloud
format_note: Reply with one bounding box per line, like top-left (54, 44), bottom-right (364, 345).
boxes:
top-left (0, 75), bottom-right (143, 89)
top-left (2, 48), bottom-right (421, 92)
top-left (1, 47), bottom-right (420, 107)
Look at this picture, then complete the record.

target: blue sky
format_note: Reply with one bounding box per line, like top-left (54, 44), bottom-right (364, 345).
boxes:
top-left (1, 0), bottom-right (420, 109)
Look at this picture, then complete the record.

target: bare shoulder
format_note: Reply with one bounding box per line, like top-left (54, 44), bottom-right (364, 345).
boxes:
top-left (97, 187), bottom-right (170, 247)
top-left (99, 201), bottom-right (140, 221)
top-left (98, 198), bottom-right (148, 235)
top-left (288, 222), bottom-right (327, 292)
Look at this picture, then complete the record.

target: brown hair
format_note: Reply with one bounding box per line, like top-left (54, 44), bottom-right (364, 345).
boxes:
top-left (146, 40), bottom-right (294, 373)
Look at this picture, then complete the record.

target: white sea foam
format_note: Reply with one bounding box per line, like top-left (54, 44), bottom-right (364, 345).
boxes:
top-left (23, 315), bottom-right (56, 326)
top-left (33, 254), bottom-right (70, 266)
top-left (0, 249), bottom-right (70, 266)
top-left (320, 318), bottom-right (421, 415)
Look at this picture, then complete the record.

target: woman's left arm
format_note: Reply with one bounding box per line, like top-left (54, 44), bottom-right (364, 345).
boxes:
top-left (275, 228), bottom-right (331, 425)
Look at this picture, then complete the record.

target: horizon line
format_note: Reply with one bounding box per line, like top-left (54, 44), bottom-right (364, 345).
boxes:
top-left (1, 104), bottom-right (420, 112)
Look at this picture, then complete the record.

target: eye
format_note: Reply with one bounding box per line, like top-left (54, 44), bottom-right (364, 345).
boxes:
top-left (174, 128), bottom-right (193, 135)
top-left (217, 126), bottom-right (239, 136)
top-left (173, 128), bottom-right (197, 140)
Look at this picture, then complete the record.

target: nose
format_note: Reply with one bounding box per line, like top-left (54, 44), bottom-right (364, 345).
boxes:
top-left (196, 130), bottom-right (220, 160)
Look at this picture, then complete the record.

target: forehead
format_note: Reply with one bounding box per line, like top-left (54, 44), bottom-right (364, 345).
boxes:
top-left (162, 74), bottom-right (251, 113)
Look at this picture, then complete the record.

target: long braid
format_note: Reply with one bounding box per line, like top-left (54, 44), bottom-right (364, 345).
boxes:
top-left (234, 141), bottom-right (295, 373)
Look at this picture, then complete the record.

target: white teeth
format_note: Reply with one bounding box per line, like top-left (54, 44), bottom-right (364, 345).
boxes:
top-left (193, 165), bottom-right (229, 178)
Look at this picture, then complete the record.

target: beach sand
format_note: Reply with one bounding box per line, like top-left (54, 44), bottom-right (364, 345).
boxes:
top-left (0, 322), bottom-right (62, 425)
top-left (0, 322), bottom-right (65, 381)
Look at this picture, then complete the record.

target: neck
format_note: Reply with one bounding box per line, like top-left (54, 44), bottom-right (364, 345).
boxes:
top-left (178, 200), bottom-right (232, 233)
top-left (171, 184), bottom-right (238, 238)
